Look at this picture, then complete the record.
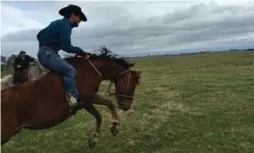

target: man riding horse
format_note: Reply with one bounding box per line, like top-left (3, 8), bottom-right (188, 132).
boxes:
top-left (37, 4), bottom-right (90, 109)
top-left (12, 51), bottom-right (36, 85)
top-left (2, 4), bottom-right (142, 148)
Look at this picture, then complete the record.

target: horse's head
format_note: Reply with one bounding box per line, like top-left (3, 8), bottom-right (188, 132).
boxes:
top-left (65, 47), bottom-right (141, 111)
top-left (111, 68), bottom-right (141, 111)
top-left (89, 47), bottom-right (141, 111)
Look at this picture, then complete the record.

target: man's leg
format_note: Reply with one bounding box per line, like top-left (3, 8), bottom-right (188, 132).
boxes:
top-left (62, 63), bottom-right (80, 102)
top-left (37, 49), bottom-right (80, 106)
top-left (13, 71), bottom-right (22, 85)
top-left (21, 69), bottom-right (29, 83)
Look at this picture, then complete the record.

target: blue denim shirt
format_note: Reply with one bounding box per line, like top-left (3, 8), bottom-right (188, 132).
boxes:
top-left (37, 17), bottom-right (84, 56)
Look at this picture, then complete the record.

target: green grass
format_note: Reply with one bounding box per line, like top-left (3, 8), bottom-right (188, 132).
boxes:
top-left (2, 51), bottom-right (254, 153)
top-left (1, 67), bottom-right (13, 78)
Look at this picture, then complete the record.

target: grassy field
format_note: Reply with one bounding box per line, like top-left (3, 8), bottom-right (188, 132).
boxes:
top-left (2, 51), bottom-right (254, 153)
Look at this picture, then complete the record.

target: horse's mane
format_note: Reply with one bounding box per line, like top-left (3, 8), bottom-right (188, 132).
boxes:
top-left (64, 47), bottom-right (141, 84)
top-left (64, 47), bottom-right (135, 69)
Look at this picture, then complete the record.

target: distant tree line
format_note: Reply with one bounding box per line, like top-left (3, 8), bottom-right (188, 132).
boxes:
top-left (1, 54), bottom-right (39, 77)
top-left (1, 55), bottom-right (18, 70)
top-left (1, 48), bottom-right (254, 70)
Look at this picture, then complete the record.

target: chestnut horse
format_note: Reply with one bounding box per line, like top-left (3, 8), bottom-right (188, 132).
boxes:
top-left (1, 47), bottom-right (141, 149)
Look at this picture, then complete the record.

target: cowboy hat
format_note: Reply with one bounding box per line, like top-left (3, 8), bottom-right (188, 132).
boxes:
top-left (59, 4), bottom-right (87, 22)
top-left (19, 51), bottom-right (26, 54)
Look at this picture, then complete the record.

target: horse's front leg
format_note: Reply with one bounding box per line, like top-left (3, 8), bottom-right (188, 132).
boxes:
top-left (83, 103), bottom-right (102, 149)
top-left (92, 94), bottom-right (120, 137)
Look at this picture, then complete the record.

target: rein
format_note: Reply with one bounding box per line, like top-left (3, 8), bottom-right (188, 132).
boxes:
top-left (87, 60), bottom-right (134, 99)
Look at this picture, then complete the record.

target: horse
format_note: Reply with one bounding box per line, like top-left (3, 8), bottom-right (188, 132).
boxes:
top-left (1, 64), bottom-right (45, 90)
top-left (1, 47), bottom-right (141, 149)
top-left (1, 75), bottom-right (13, 90)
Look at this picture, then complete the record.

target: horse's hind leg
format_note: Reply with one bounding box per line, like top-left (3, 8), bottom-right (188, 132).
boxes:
top-left (1, 112), bottom-right (22, 145)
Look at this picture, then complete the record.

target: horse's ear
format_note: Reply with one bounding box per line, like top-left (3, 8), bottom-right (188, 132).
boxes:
top-left (136, 70), bottom-right (141, 75)
top-left (129, 62), bottom-right (136, 67)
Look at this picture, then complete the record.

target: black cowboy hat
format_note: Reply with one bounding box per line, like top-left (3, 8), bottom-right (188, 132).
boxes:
top-left (59, 4), bottom-right (87, 22)
top-left (20, 51), bottom-right (26, 54)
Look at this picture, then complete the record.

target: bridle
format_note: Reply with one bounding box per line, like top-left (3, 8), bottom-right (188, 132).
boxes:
top-left (105, 69), bottom-right (134, 99)
top-left (87, 60), bottom-right (134, 99)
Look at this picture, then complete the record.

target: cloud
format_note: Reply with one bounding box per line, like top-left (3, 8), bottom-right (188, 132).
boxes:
top-left (1, 3), bottom-right (45, 37)
top-left (1, 1), bottom-right (254, 57)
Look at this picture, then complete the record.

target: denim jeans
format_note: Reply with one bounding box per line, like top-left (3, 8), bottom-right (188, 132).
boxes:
top-left (37, 46), bottom-right (79, 100)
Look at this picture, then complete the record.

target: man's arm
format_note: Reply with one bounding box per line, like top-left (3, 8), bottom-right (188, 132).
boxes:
top-left (26, 55), bottom-right (36, 63)
top-left (59, 21), bottom-right (86, 56)
top-left (12, 57), bottom-right (20, 70)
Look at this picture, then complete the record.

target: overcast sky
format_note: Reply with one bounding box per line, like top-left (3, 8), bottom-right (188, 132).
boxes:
top-left (1, 0), bottom-right (254, 57)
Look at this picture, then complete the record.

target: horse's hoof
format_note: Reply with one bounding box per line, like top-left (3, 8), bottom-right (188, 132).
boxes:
top-left (110, 125), bottom-right (119, 136)
top-left (88, 132), bottom-right (99, 149)
top-left (111, 121), bottom-right (120, 136)
top-left (88, 139), bottom-right (97, 149)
